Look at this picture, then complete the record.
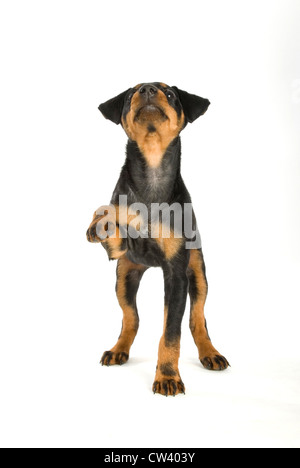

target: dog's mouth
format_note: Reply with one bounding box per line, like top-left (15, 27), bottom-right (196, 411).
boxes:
top-left (134, 104), bottom-right (168, 123)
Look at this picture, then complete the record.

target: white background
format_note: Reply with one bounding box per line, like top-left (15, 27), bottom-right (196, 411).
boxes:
top-left (0, 0), bottom-right (299, 449)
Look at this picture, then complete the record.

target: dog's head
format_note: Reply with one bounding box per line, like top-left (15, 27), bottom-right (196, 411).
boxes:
top-left (99, 83), bottom-right (210, 167)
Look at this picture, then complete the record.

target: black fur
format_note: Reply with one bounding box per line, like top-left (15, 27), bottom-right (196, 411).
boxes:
top-left (160, 362), bottom-right (177, 377)
top-left (172, 86), bottom-right (210, 122)
top-left (187, 270), bottom-right (199, 306)
top-left (125, 269), bottom-right (146, 306)
top-left (99, 84), bottom-right (209, 344)
top-left (87, 83), bottom-right (227, 391)
top-left (99, 89), bottom-right (130, 125)
top-left (100, 83), bottom-right (210, 128)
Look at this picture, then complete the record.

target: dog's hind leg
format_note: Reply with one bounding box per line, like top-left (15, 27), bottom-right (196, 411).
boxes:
top-left (101, 255), bottom-right (147, 366)
top-left (187, 249), bottom-right (230, 371)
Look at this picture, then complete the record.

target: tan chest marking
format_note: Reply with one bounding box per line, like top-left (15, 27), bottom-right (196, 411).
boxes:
top-left (152, 223), bottom-right (184, 260)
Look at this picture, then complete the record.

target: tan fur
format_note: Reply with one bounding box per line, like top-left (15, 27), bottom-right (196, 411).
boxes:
top-left (188, 250), bottom-right (225, 368)
top-left (151, 222), bottom-right (184, 260)
top-left (102, 235), bottom-right (127, 260)
top-left (106, 257), bottom-right (145, 361)
top-left (88, 204), bottom-right (146, 259)
top-left (155, 234), bottom-right (183, 260)
top-left (122, 90), bottom-right (185, 168)
top-left (153, 307), bottom-right (185, 395)
top-left (89, 204), bottom-right (184, 261)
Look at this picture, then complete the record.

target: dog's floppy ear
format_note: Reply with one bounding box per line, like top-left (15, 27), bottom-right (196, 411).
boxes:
top-left (98, 89), bottom-right (130, 125)
top-left (172, 86), bottom-right (210, 123)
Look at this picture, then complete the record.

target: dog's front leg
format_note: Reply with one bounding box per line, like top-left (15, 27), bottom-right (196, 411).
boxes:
top-left (153, 263), bottom-right (189, 396)
top-left (86, 205), bottom-right (128, 260)
top-left (101, 256), bottom-right (147, 366)
top-left (188, 248), bottom-right (230, 370)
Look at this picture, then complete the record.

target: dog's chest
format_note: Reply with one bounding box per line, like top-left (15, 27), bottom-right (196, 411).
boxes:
top-left (144, 166), bottom-right (173, 200)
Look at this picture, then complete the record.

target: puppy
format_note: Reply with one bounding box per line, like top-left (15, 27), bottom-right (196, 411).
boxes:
top-left (87, 83), bottom-right (229, 396)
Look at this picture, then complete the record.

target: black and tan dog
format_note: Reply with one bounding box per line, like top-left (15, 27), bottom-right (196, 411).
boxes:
top-left (87, 82), bottom-right (229, 396)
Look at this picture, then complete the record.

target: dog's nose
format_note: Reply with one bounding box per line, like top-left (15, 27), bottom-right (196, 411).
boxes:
top-left (139, 84), bottom-right (158, 99)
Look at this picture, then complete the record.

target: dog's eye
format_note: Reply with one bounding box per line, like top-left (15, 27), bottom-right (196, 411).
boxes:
top-left (166, 90), bottom-right (175, 100)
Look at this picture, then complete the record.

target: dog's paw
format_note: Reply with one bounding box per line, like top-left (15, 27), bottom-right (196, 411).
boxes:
top-left (86, 213), bottom-right (116, 244)
top-left (100, 351), bottom-right (129, 366)
top-left (86, 217), bottom-right (102, 243)
top-left (200, 354), bottom-right (230, 371)
top-left (152, 378), bottom-right (185, 397)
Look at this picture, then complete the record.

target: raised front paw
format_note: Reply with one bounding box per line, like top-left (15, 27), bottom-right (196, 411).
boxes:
top-left (86, 206), bottom-right (117, 243)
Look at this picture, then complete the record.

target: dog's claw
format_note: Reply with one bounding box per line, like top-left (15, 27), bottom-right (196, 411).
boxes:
top-left (152, 378), bottom-right (185, 397)
top-left (200, 354), bottom-right (229, 371)
top-left (101, 350), bottom-right (129, 366)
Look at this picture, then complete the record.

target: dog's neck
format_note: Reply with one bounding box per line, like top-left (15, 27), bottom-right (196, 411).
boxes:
top-left (125, 137), bottom-right (182, 204)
